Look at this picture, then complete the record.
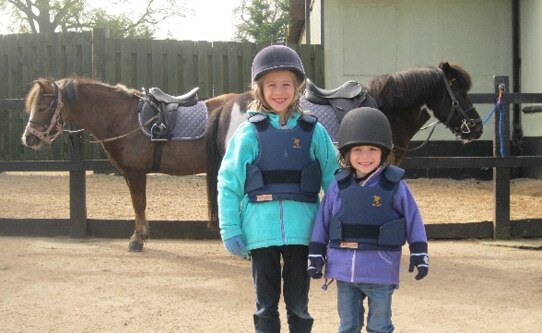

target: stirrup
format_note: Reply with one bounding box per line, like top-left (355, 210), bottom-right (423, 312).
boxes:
top-left (151, 122), bottom-right (168, 141)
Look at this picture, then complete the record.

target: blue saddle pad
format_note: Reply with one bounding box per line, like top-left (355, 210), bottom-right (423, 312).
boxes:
top-left (300, 98), bottom-right (339, 143)
top-left (138, 101), bottom-right (208, 140)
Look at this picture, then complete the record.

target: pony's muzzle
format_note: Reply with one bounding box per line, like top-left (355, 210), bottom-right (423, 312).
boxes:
top-left (22, 133), bottom-right (39, 148)
top-left (21, 129), bottom-right (45, 149)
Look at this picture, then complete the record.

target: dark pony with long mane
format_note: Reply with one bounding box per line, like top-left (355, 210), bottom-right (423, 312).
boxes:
top-left (22, 76), bottom-right (235, 251)
top-left (205, 62), bottom-right (483, 227)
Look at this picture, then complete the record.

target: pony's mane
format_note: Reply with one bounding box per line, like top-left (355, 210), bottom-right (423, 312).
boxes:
top-left (58, 76), bottom-right (141, 105)
top-left (365, 63), bottom-right (471, 113)
top-left (26, 76), bottom-right (142, 112)
top-left (365, 66), bottom-right (442, 112)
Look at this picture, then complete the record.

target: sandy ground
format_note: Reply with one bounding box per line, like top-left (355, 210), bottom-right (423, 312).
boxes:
top-left (0, 236), bottom-right (541, 333)
top-left (0, 172), bottom-right (541, 332)
top-left (0, 172), bottom-right (541, 223)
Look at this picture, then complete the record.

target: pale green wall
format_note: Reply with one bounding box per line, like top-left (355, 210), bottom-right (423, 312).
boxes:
top-left (520, 0), bottom-right (542, 137)
top-left (321, 0), bottom-right (514, 140)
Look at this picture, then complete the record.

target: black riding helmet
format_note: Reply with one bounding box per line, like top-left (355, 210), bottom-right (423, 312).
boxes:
top-left (251, 45), bottom-right (305, 82)
top-left (338, 107), bottom-right (393, 156)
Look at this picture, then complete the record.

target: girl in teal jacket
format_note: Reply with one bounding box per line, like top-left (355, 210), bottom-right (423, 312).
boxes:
top-left (218, 45), bottom-right (338, 333)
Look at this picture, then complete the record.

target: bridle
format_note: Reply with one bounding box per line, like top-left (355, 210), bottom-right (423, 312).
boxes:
top-left (439, 70), bottom-right (481, 136)
top-left (25, 81), bottom-right (65, 144)
top-left (393, 70), bottom-right (482, 154)
top-left (24, 81), bottom-right (157, 145)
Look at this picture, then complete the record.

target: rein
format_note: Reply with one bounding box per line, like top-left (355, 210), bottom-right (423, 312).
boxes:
top-left (64, 110), bottom-right (158, 144)
top-left (393, 121), bottom-right (440, 153)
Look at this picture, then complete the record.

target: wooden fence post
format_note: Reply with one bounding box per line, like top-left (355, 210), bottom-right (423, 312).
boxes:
top-left (69, 129), bottom-right (87, 237)
top-left (493, 76), bottom-right (511, 239)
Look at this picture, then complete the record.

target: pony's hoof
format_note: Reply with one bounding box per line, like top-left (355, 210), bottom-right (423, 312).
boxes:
top-left (128, 241), bottom-right (144, 252)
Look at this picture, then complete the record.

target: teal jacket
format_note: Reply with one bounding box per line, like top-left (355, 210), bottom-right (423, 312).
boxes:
top-left (218, 110), bottom-right (339, 251)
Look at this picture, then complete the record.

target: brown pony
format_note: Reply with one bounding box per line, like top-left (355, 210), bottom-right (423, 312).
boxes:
top-left (21, 76), bottom-right (235, 251)
top-left (204, 62), bottom-right (484, 227)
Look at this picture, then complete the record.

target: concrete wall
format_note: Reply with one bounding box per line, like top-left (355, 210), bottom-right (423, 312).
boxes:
top-left (520, 0), bottom-right (542, 138)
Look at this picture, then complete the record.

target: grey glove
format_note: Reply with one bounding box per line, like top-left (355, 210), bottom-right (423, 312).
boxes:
top-left (223, 235), bottom-right (250, 259)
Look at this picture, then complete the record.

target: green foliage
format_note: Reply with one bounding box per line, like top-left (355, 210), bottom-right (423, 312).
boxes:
top-left (90, 8), bottom-right (155, 39)
top-left (0, 0), bottom-right (186, 39)
top-left (234, 0), bottom-right (290, 44)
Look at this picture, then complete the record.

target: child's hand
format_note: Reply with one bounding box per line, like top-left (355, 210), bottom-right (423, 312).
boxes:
top-left (308, 254), bottom-right (325, 279)
top-left (408, 253), bottom-right (429, 280)
top-left (223, 235), bottom-right (250, 259)
top-left (409, 242), bottom-right (429, 280)
top-left (307, 242), bottom-right (326, 279)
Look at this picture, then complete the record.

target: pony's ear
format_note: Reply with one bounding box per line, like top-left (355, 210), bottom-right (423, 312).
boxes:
top-left (35, 78), bottom-right (54, 93)
top-left (439, 62), bottom-right (454, 79)
top-left (439, 61), bottom-right (451, 71)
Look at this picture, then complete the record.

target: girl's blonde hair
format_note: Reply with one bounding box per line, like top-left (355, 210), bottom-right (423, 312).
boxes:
top-left (248, 72), bottom-right (306, 119)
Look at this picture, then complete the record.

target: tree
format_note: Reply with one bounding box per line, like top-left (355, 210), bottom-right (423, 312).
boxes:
top-left (234, 0), bottom-right (290, 44)
top-left (0, 0), bottom-right (189, 39)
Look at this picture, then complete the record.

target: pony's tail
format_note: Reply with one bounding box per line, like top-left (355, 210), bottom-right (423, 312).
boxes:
top-left (205, 106), bottom-right (223, 232)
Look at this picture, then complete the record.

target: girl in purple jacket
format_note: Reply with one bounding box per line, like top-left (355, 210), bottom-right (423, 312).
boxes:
top-left (308, 107), bottom-right (429, 333)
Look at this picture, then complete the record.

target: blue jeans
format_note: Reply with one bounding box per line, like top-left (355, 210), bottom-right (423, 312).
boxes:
top-left (251, 245), bottom-right (314, 333)
top-left (337, 281), bottom-right (395, 333)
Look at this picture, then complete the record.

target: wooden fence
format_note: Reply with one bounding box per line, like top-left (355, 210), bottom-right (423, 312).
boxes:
top-left (0, 76), bottom-right (541, 240)
top-left (0, 30), bottom-right (324, 161)
top-left (0, 29), bottom-right (324, 99)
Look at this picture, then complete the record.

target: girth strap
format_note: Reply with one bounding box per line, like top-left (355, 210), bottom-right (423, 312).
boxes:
top-left (151, 142), bottom-right (164, 172)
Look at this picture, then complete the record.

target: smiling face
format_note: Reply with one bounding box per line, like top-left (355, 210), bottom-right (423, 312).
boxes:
top-left (348, 145), bottom-right (383, 178)
top-left (261, 70), bottom-right (296, 122)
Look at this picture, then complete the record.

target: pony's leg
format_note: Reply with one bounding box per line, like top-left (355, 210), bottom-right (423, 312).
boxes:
top-left (123, 171), bottom-right (149, 252)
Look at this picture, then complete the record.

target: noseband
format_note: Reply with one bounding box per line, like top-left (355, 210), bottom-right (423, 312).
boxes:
top-left (25, 81), bottom-right (65, 144)
top-left (440, 71), bottom-right (480, 135)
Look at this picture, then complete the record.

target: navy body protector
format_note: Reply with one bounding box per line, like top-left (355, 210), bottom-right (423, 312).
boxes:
top-left (245, 114), bottom-right (322, 203)
top-left (329, 166), bottom-right (407, 251)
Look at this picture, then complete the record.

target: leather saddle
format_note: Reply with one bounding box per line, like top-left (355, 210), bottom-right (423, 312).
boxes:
top-left (140, 86), bottom-right (199, 141)
top-left (304, 78), bottom-right (379, 123)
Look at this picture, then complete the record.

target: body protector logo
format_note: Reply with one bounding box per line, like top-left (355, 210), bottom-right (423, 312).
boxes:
top-left (372, 195), bottom-right (382, 207)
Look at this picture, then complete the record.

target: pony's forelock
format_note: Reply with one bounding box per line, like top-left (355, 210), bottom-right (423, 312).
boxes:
top-left (450, 63), bottom-right (472, 91)
top-left (25, 78), bottom-right (53, 114)
top-left (25, 81), bottom-right (41, 114)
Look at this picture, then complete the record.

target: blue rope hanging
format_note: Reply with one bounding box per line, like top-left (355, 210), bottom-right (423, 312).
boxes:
top-left (482, 89), bottom-right (506, 157)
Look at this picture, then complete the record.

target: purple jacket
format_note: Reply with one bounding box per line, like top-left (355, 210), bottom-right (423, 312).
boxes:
top-left (310, 166), bottom-right (427, 287)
